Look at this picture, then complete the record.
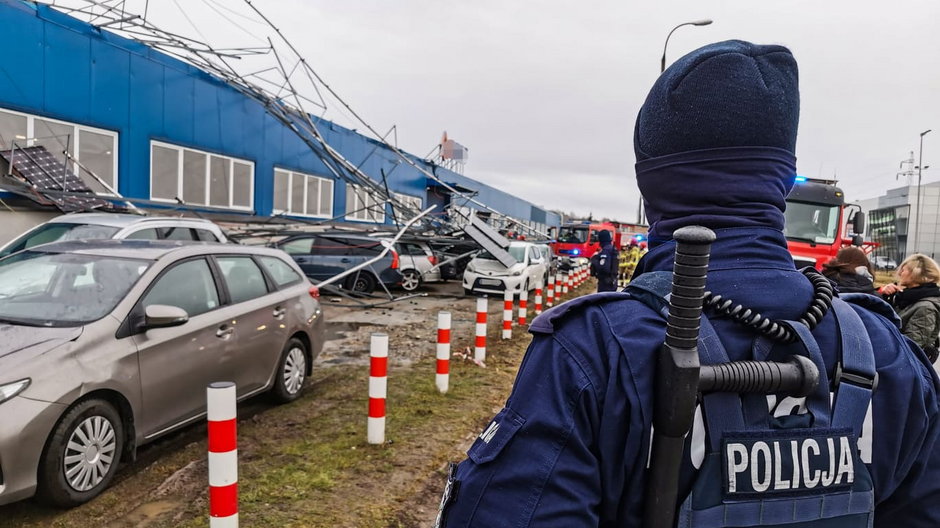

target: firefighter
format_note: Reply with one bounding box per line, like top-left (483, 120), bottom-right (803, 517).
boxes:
top-left (620, 239), bottom-right (641, 286)
top-left (589, 229), bottom-right (618, 292)
top-left (436, 40), bottom-right (940, 528)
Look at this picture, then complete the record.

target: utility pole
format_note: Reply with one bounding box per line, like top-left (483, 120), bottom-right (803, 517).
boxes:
top-left (898, 151), bottom-right (918, 253)
top-left (915, 130), bottom-right (932, 254)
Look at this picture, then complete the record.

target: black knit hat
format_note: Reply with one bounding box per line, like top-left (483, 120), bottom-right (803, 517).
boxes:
top-left (634, 40), bottom-right (799, 160)
top-left (598, 229), bottom-right (612, 245)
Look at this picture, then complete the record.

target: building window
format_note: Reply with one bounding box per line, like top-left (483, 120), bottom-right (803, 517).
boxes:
top-left (0, 106), bottom-right (118, 194)
top-left (272, 169), bottom-right (333, 217)
top-left (391, 192), bottom-right (423, 221)
top-left (345, 183), bottom-right (385, 223)
top-left (150, 141), bottom-right (254, 210)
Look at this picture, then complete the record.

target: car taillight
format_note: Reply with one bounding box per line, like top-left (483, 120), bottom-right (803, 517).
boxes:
top-left (428, 255), bottom-right (438, 266)
top-left (308, 285), bottom-right (320, 299)
top-left (390, 249), bottom-right (400, 269)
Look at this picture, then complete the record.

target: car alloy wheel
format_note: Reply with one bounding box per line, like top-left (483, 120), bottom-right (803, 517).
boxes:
top-left (282, 345), bottom-right (307, 395)
top-left (64, 416), bottom-right (118, 492)
top-left (401, 270), bottom-right (421, 291)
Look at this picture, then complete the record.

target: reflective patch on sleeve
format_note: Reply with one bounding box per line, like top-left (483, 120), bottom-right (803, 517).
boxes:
top-left (467, 407), bottom-right (526, 464)
top-left (434, 462), bottom-right (461, 528)
top-left (721, 428), bottom-right (856, 498)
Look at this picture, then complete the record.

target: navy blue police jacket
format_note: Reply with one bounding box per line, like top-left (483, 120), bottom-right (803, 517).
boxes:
top-left (439, 227), bottom-right (940, 527)
top-left (592, 242), bottom-right (618, 291)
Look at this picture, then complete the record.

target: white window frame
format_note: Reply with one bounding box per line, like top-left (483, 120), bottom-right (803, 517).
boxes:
top-left (272, 168), bottom-right (334, 218)
top-left (0, 106), bottom-right (119, 195)
top-left (149, 140), bottom-right (254, 211)
top-left (345, 183), bottom-right (386, 223)
top-left (391, 191), bottom-right (423, 220)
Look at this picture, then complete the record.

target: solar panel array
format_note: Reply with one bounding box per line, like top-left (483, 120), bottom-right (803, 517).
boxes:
top-left (0, 146), bottom-right (110, 211)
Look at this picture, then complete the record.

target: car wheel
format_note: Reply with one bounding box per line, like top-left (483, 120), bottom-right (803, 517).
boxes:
top-left (37, 399), bottom-right (124, 508)
top-left (345, 272), bottom-right (377, 294)
top-left (271, 337), bottom-right (308, 403)
top-left (464, 288), bottom-right (474, 296)
top-left (400, 269), bottom-right (422, 292)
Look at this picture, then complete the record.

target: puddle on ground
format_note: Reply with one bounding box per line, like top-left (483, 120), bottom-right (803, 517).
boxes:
top-left (105, 500), bottom-right (180, 528)
top-left (323, 321), bottom-right (373, 341)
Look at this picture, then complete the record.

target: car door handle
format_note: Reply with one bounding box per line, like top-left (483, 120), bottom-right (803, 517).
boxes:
top-left (273, 307), bottom-right (286, 318)
top-left (340, 258), bottom-right (351, 263)
top-left (216, 325), bottom-right (234, 338)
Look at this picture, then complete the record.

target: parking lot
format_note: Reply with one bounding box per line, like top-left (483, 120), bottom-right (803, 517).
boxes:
top-left (0, 276), bottom-right (583, 527)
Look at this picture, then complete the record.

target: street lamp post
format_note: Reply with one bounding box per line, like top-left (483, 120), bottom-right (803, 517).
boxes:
top-left (660, 19), bottom-right (713, 73)
top-left (914, 129), bottom-right (932, 254)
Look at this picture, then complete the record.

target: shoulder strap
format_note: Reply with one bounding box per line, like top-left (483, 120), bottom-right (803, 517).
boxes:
top-left (829, 298), bottom-right (877, 437)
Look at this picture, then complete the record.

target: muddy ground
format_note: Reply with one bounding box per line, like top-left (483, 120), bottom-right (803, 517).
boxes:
top-left (1, 280), bottom-right (586, 527)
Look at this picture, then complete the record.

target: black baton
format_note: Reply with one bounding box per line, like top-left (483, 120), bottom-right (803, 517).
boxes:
top-left (642, 226), bottom-right (714, 528)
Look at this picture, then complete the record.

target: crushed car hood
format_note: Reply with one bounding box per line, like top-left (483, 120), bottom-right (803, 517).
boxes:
top-left (472, 259), bottom-right (523, 276)
top-left (0, 324), bottom-right (83, 360)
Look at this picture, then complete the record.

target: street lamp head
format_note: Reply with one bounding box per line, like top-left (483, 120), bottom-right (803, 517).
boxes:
top-left (922, 129), bottom-right (932, 137)
top-left (692, 19), bottom-right (713, 26)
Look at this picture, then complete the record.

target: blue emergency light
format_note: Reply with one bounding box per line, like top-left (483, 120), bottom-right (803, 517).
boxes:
top-left (635, 234), bottom-right (646, 241)
top-left (573, 249), bottom-right (580, 256)
top-left (794, 175), bottom-right (807, 183)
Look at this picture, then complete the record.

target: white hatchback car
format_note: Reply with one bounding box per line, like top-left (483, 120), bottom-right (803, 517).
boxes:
top-left (0, 213), bottom-right (229, 258)
top-left (462, 241), bottom-right (548, 296)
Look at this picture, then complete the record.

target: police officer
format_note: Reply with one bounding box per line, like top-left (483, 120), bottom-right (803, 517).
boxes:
top-left (590, 229), bottom-right (618, 292)
top-left (436, 40), bottom-right (940, 527)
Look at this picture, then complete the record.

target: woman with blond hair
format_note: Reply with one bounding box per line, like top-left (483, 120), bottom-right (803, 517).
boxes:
top-left (881, 253), bottom-right (940, 361)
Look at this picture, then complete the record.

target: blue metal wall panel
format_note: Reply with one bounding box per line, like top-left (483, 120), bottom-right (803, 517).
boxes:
top-left (43, 23), bottom-right (90, 122)
top-left (126, 54), bottom-right (164, 197)
top-left (193, 77), bottom-right (220, 149)
top-left (90, 39), bottom-right (130, 129)
top-left (0, 4), bottom-right (43, 111)
top-left (162, 66), bottom-right (194, 146)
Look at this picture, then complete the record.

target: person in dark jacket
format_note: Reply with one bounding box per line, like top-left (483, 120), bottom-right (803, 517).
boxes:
top-left (821, 246), bottom-right (876, 294)
top-left (436, 40), bottom-right (940, 528)
top-left (590, 229), bottom-right (618, 292)
top-left (882, 253), bottom-right (940, 361)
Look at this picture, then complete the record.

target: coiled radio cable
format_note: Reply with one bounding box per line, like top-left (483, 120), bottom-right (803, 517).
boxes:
top-left (702, 267), bottom-right (834, 343)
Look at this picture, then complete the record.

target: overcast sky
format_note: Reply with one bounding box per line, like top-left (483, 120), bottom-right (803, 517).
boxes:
top-left (115, 0), bottom-right (940, 222)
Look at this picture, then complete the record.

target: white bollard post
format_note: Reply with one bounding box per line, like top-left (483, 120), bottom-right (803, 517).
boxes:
top-left (534, 283), bottom-right (543, 315)
top-left (207, 381), bottom-right (239, 528)
top-left (555, 272), bottom-right (563, 299)
top-left (562, 273), bottom-right (569, 295)
top-left (368, 333), bottom-right (388, 445)
top-left (475, 296), bottom-right (487, 362)
top-left (518, 289), bottom-right (528, 326)
top-left (436, 312), bottom-right (451, 393)
top-left (502, 291), bottom-right (513, 339)
top-left (546, 275), bottom-right (555, 307)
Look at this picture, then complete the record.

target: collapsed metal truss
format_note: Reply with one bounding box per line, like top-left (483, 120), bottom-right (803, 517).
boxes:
top-left (37, 0), bottom-right (548, 239)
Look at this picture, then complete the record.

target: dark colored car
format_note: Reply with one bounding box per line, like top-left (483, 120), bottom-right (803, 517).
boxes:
top-left (429, 240), bottom-right (480, 281)
top-left (274, 233), bottom-right (402, 294)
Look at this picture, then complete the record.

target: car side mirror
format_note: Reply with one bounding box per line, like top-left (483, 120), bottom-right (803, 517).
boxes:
top-left (142, 304), bottom-right (189, 330)
top-left (852, 234), bottom-right (864, 247)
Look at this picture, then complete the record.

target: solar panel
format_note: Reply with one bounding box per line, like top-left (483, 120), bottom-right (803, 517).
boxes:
top-left (0, 146), bottom-right (110, 212)
top-left (464, 212), bottom-right (516, 268)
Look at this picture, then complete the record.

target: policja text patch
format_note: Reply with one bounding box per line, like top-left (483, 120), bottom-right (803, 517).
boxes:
top-left (721, 428), bottom-right (856, 498)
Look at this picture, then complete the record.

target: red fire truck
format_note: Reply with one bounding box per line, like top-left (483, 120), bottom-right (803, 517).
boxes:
top-left (784, 177), bottom-right (873, 269)
top-left (552, 221), bottom-right (647, 259)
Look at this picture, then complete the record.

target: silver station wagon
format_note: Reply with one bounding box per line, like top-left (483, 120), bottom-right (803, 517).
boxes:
top-left (0, 240), bottom-right (324, 507)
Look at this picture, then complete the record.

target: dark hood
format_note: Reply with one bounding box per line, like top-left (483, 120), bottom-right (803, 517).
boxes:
top-left (636, 146), bottom-right (797, 245)
top-left (0, 324), bottom-right (83, 360)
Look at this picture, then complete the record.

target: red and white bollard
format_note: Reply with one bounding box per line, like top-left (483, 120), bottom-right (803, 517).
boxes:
top-left (502, 291), bottom-right (513, 339)
top-left (546, 275), bottom-right (555, 307)
top-left (475, 296), bottom-right (487, 361)
top-left (562, 273), bottom-right (569, 295)
top-left (436, 312), bottom-right (451, 393)
top-left (368, 333), bottom-right (388, 444)
top-left (555, 272), bottom-right (563, 299)
top-left (207, 382), bottom-right (238, 528)
top-left (534, 283), bottom-right (543, 315)
top-left (568, 271), bottom-right (575, 292)
top-left (518, 289), bottom-right (528, 326)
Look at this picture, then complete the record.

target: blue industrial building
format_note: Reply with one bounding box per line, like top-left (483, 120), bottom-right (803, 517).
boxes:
top-left (0, 0), bottom-right (560, 241)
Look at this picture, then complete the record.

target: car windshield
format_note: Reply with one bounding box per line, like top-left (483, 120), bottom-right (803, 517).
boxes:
top-left (477, 245), bottom-right (526, 263)
top-left (558, 227), bottom-right (588, 244)
top-left (0, 223), bottom-right (121, 258)
top-left (0, 251), bottom-right (151, 326)
top-left (783, 201), bottom-right (840, 245)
